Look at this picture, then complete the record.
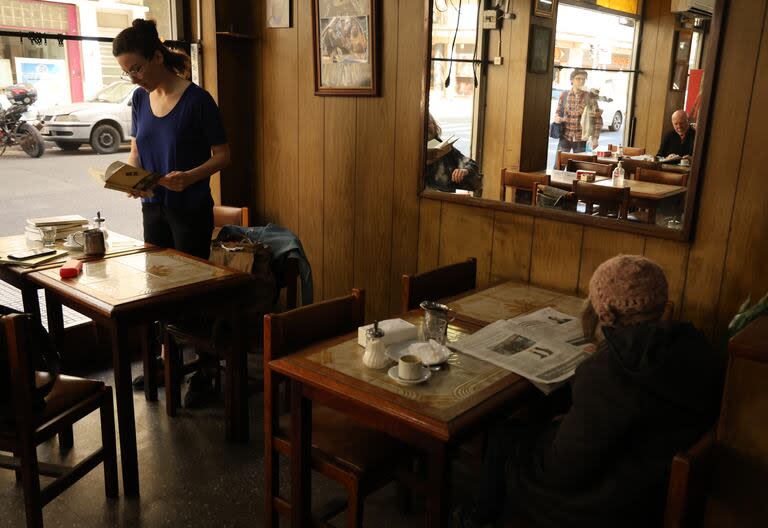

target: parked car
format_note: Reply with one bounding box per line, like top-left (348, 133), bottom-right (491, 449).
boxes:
top-left (550, 87), bottom-right (625, 131)
top-left (38, 81), bottom-right (136, 154)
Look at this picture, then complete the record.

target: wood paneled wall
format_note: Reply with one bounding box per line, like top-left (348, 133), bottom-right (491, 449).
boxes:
top-left (249, 0), bottom-right (767, 339)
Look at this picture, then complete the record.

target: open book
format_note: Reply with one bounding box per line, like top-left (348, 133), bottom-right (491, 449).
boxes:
top-left (427, 135), bottom-right (459, 157)
top-left (89, 162), bottom-right (162, 196)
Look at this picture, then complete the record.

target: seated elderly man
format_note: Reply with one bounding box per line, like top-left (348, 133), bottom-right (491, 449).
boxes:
top-left (657, 109), bottom-right (696, 160)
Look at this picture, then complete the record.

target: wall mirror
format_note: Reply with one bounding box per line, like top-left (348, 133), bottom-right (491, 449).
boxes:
top-left (422, 0), bottom-right (725, 241)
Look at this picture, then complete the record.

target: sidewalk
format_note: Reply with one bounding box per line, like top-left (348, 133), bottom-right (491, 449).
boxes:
top-left (0, 281), bottom-right (90, 329)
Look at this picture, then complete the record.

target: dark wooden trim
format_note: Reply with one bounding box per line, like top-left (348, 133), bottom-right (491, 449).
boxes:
top-left (420, 189), bottom-right (689, 240)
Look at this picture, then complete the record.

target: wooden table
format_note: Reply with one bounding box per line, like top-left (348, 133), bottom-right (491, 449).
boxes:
top-left (546, 168), bottom-right (610, 191)
top-left (269, 281), bottom-right (583, 526)
top-left (0, 232), bottom-right (150, 322)
top-left (27, 249), bottom-right (255, 496)
top-left (594, 179), bottom-right (687, 224)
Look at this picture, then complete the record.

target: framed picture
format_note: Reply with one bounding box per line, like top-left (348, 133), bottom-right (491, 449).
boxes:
top-left (528, 25), bottom-right (552, 74)
top-left (266, 0), bottom-right (291, 28)
top-left (312, 0), bottom-right (380, 96)
top-left (533, 0), bottom-right (557, 19)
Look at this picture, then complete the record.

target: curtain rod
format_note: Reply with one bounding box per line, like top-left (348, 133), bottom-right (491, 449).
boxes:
top-left (0, 29), bottom-right (189, 49)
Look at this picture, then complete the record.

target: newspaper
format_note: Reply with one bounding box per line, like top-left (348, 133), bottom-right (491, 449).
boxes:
top-left (451, 307), bottom-right (591, 386)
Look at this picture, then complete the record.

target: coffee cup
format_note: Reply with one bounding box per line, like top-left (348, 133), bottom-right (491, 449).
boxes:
top-left (398, 354), bottom-right (422, 381)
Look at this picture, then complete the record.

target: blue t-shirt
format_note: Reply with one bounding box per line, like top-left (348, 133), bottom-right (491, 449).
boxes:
top-left (131, 82), bottom-right (227, 209)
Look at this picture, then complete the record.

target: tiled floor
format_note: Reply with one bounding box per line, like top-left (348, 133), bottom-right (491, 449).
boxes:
top-left (0, 359), bottom-right (446, 527)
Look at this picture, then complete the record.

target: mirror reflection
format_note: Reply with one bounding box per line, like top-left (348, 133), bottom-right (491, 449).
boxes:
top-left (424, 0), bottom-right (716, 234)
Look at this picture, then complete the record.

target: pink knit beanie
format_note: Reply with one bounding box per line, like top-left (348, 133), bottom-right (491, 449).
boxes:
top-left (588, 255), bottom-right (668, 327)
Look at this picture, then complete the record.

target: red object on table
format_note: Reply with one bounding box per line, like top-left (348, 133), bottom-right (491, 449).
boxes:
top-left (59, 259), bottom-right (83, 278)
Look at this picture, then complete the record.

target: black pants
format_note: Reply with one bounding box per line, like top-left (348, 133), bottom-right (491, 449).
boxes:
top-left (142, 202), bottom-right (213, 260)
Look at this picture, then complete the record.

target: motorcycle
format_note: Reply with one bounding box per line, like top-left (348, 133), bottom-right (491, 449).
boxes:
top-left (0, 84), bottom-right (46, 158)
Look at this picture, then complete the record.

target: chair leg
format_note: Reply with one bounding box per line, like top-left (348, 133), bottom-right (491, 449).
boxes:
top-left (264, 441), bottom-right (280, 528)
top-left (19, 439), bottom-right (43, 528)
top-left (345, 484), bottom-right (365, 528)
top-left (58, 425), bottom-right (74, 450)
top-left (100, 387), bottom-right (119, 498)
top-left (163, 331), bottom-right (182, 417)
top-left (11, 450), bottom-right (22, 483)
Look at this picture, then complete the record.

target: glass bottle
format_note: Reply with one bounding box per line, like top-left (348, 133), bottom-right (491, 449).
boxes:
top-left (612, 161), bottom-right (625, 187)
top-left (91, 211), bottom-right (109, 241)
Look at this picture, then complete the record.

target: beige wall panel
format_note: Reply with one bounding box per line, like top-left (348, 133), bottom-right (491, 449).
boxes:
top-left (490, 211), bottom-right (534, 284)
top-left (682, 0), bottom-right (766, 337)
top-left (354, 0), bottom-right (399, 321)
top-left (438, 203), bottom-right (494, 287)
top-left (530, 218), bottom-right (583, 293)
top-left (645, 5), bottom-right (676, 156)
top-left (297, 0), bottom-right (325, 300)
top-left (389, 0), bottom-right (427, 314)
top-left (633, 0), bottom-right (661, 150)
top-left (577, 228), bottom-right (646, 297)
top-left (323, 98), bottom-right (357, 299)
top-left (716, 5), bottom-right (768, 332)
top-left (417, 199), bottom-right (442, 274)
top-left (261, 24), bottom-right (299, 232)
top-left (644, 237), bottom-right (690, 319)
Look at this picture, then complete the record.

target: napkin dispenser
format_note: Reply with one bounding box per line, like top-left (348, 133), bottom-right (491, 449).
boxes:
top-left (357, 318), bottom-right (417, 348)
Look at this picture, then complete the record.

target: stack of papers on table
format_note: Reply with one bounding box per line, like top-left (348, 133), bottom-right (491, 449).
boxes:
top-left (26, 215), bottom-right (88, 241)
top-left (0, 249), bottom-right (67, 267)
top-left (451, 307), bottom-right (592, 393)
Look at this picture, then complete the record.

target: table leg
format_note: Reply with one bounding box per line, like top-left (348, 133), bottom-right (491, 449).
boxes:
top-left (21, 285), bottom-right (41, 324)
top-left (225, 302), bottom-right (249, 442)
top-left (426, 442), bottom-right (451, 528)
top-left (290, 379), bottom-right (312, 528)
top-left (111, 322), bottom-right (140, 496)
top-left (141, 324), bottom-right (158, 402)
top-left (43, 290), bottom-right (64, 350)
top-left (647, 204), bottom-right (657, 225)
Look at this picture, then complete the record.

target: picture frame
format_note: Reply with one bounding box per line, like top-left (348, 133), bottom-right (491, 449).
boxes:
top-left (311, 0), bottom-right (380, 96)
top-left (533, 0), bottom-right (557, 19)
top-left (266, 0), bottom-right (291, 29)
top-left (528, 24), bottom-right (552, 74)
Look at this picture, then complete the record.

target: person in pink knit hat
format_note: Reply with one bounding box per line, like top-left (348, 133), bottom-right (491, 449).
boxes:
top-left (453, 255), bottom-right (724, 528)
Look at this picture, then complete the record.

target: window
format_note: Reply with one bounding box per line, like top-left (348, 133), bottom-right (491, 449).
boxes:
top-left (429, 0), bottom-right (483, 160)
top-left (547, 3), bottom-right (640, 167)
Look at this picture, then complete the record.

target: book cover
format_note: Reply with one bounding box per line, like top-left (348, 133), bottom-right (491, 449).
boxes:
top-left (0, 249), bottom-right (68, 268)
top-left (26, 214), bottom-right (88, 227)
top-left (89, 162), bottom-right (162, 196)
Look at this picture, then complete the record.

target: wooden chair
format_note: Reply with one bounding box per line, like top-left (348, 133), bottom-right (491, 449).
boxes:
top-left (635, 168), bottom-right (688, 187)
top-left (213, 205), bottom-right (250, 227)
top-left (0, 314), bottom-right (118, 528)
top-left (572, 180), bottom-right (630, 219)
top-left (618, 158), bottom-right (661, 179)
top-left (664, 316), bottom-right (768, 527)
top-left (401, 258), bottom-right (477, 313)
top-left (564, 160), bottom-right (616, 177)
top-left (608, 144), bottom-right (646, 156)
top-left (500, 169), bottom-right (550, 204)
top-left (556, 151), bottom-right (596, 170)
top-left (264, 289), bottom-right (408, 527)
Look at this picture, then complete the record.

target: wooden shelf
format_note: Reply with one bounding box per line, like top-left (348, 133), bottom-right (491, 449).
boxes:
top-left (215, 31), bottom-right (259, 40)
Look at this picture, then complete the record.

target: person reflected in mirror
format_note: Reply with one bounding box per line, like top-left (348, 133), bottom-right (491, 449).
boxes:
top-left (451, 255), bottom-right (724, 528)
top-left (425, 113), bottom-right (483, 197)
top-left (553, 69), bottom-right (603, 161)
top-left (657, 109), bottom-right (696, 162)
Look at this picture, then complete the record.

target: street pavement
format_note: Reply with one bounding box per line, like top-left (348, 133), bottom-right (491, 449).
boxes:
top-left (0, 144), bottom-right (143, 240)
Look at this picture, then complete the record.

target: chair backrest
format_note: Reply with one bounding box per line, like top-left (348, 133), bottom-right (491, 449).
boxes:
top-left (500, 169), bottom-right (550, 203)
top-left (1, 314), bottom-right (36, 434)
top-left (264, 289), bottom-right (365, 363)
top-left (556, 151), bottom-right (596, 170)
top-left (572, 180), bottom-right (630, 218)
top-left (636, 167), bottom-right (688, 187)
top-left (401, 258), bottom-right (477, 313)
top-left (618, 158), bottom-right (662, 178)
top-left (719, 316), bottom-right (768, 462)
top-left (213, 205), bottom-right (250, 228)
top-left (565, 160), bottom-right (616, 177)
top-left (608, 144), bottom-right (646, 156)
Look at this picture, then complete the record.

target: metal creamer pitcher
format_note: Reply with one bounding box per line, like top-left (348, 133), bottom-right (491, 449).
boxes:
top-left (83, 228), bottom-right (106, 257)
top-left (419, 301), bottom-right (454, 344)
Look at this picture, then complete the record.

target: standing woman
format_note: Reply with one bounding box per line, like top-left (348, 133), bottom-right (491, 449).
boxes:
top-left (113, 19), bottom-right (229, 259)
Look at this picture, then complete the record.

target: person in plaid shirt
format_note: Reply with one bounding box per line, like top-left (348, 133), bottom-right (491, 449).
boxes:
top-left (554, 69), bottom-right (603, 157)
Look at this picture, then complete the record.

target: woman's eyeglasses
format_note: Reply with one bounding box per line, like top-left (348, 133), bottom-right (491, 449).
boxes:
top-left (120, 63), bottom-right (145, 81)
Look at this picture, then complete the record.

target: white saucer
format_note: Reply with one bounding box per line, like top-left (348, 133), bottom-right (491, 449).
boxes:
top-left (387, 365), bottom-right (432, 385)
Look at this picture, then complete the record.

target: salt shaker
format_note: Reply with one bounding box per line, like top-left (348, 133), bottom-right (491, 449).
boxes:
top-left (363, 320), bottom-right (389, 369)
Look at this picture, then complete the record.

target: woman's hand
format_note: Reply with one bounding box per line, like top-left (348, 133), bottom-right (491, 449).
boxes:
top-left (158, 171), bottom-right (195, 192)
top-left (554, 115), bottom-right (563, 124)
top-left (451, 168), bottom-right (468, 183)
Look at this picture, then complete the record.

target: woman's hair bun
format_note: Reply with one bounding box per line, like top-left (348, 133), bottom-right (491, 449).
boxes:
top-left (131, 18), bottom-right (159, 39)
